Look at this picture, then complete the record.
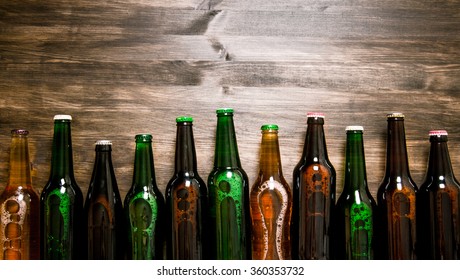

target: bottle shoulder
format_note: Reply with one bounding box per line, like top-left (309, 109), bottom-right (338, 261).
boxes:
top-left (377, 176), bottom-right (418, 196)
top-left (208, 167), bottom-right (249, 182)
top-left (419, 176), bottom-right (460, 192)
top-left (0, 185), bottom-right (40, 202)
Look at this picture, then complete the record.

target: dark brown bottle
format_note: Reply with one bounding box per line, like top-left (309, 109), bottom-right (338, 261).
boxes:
top-left (250, 124), bottom-right (292, 260)
top-left (417, 130), bottom-right (460, 259)
top-left (165, 117), bottom-right (207, 260)
top-left (292, 113), bottom-right (336, 260)
top-left (376, 113), bottom-right (417, 259)
top-left (85, 140), bottom-right (125, 260)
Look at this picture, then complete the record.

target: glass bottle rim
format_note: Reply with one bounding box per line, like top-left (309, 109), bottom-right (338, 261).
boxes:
top-left (135, 134), bottom-right (153, 142)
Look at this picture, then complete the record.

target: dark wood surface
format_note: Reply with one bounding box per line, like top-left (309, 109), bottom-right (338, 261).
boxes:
top-left (0, 0), bottom-right (459, 200)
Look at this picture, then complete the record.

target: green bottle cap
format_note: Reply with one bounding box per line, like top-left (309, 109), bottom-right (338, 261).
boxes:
top-left (135, 134), bottom-right (153, 142)
top-left (176, 116), bottom-right (193, 123)
top-left (261, 124), bottom-right (279, 131)
top-left (216, 108), bottom-right (234, 115)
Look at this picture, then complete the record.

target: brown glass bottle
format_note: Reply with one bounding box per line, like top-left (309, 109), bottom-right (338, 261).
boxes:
top-left (376, 113), bottom-right (417, 260)
top-left (0, 129), bottom-right (40, 260)
top-left (85, 140), bottom-right (125, 260)
top-left (292, 113), bottom-right (336, 260)
top-left (250, 124), bottom-right (292, 260)
top-left (165, 117), bottom-right (207, 260)
top-left (417, 130), bottom-right (460, 259)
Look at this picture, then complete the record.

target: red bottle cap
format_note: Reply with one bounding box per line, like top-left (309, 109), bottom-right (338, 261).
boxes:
top-left (429, 130), bottom-right (448, 136)
top-left (307, 112), bottom-right (325, 118)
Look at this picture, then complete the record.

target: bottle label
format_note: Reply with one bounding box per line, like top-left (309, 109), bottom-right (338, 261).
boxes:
top-left (44, 189), bottom-right (72, 259)
top-left (252, 179), bottom-right (290, 260)
top-left (350, 202), bottom-right (373, 259)
top-left (128, 193), bottom-right (158, 260)
top-left (0, 196), bottom-right (27, 260)
top-left (209, 170), bottom-right (245, 259)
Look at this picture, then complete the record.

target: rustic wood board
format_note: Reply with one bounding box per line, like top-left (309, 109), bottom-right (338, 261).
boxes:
top-left (0, 0), bottom-right (459, 201)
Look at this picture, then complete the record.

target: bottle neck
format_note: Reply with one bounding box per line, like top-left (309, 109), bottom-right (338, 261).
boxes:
top-left (259, 130), bottom-right (283, 177)
top-left (174, 123), bottom-right (198, 174)
top-left (214, 114), bottom-right (241, 168)
top-left (133, 140), bottom-right (156, 189)
top-left (49, 120), bottom-right (75, 179)
top-left (301, 120), bottom-right (328, 162)
top-left (93, 145), bottom-right (114, 183)
top-left (426, 136), bottom-right (454, 178)
top-left (7, 134), bottom-right (32, 189)
top-left (343, 132), bottom-right (368, 192)
top-left (385, 118), bottom-right (411, 177)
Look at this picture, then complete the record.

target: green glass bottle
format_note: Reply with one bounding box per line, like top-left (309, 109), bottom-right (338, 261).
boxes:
top-left (166, 117), bottom-right (208, 260)
top-left (207, 108), bottom-right (250, 260)
top-left (0, 129), bottom-right (40, 260)
top-left (124, 134), bottom-right (165, 260)
top-left (336, 126), bottom-right (376, 260)
top-left (40, 115), bottom-right (85, 259)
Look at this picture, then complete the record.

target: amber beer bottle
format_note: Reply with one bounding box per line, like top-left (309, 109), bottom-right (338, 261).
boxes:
top-left (336, 126), bottom-right (376, 260)
top-left (124, 134), bottom-right (165, 260)
top-left (376, 113), bottom-right (417, 259)
top-left (292, 113), bottom-right (336, 260)
top-left (250, 124), bottom-right (292, 260)
top-left (166, 117), bottom-right (207, 260)
top-left (85, 140), bottom-right (124, 259)
top-left (417, 130), bottom-right (460, 259)
top-left (0, 129), bottom-right (40, 260)
top-left (208, 108), bottom-right (250, 260)
top-left (40, 115), bottom-right (85, 259)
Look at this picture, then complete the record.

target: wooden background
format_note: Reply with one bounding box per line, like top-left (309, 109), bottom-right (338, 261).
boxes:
top-left (0, 0), bottom-right (459, 201)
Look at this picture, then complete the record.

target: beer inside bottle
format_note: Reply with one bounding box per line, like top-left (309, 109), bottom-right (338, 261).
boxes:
top-left (125, 134), bottom-right (165, 260)
top-left (292, 112), bottom-right (336, 260)
top-left (40, 115), bottom-right (85, 260)
top-left (250, 124), bottom-right (292, 260)
top-left (85, 140), bottom-right (125, 260)
top-left (376, 113), bottom-right (417, 260)
top-left (336, 126), bottom-right (375, 260)
top-left (0, 129), bottom-right (40, 260)
top-left (208, 108), bottom-right (250, 260)
top-left (166, 117), bottom-right (207, 260)
top-left (417, 130), bottom-right (460, 259)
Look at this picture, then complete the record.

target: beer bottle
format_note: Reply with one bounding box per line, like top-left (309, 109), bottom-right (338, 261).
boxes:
top-left (85, 140), bottom-right (124, 259)
top-left (417, 130), bottom-right (460, 259)
top-left (207, 108), bottom-right (250, 260)
top-left (0, 129), bottom-right (40, 260)
top-left (40, 115), bottom-right (85, 259)
top-left (124, 134), bottom-right (165, 260)
top-left (336, 126), bottom-right (376, 260)
top-left (376, 113), bottom-right (417, 260)
top-left (292, 112), bottom-right (336, 260)
top-left (250, 124), bottom-right (292, 260)
top-left (165, 117), bottom-right (207, 260)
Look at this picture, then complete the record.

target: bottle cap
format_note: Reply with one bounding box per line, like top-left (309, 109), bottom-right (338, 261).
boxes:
top-left (429, 130), bottom-right (448, 136)
top-left (135, 134), bottom-right (153, 142)
top-left (95, 140), bottom-right (112, 146)
top-left (176, 116), bottom-right (193, 123)
top-left (346, 126), bottom-right (364, 131)
top-left (261, 124), bottom-right (279, 131)
top-left (216, 108), bottom-right (234, 115)
top-left (387, 112), bottom-right (405, 118)
top-left (54, 115), bottom-right (72, 121)
top-left (307, 112), bottom-right (325, 118)
top-left (11, 129), bottom-right (29, 136)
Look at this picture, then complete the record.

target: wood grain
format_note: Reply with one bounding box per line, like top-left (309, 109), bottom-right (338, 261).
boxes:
top-left (0, 0), bottom-right (459, 202)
